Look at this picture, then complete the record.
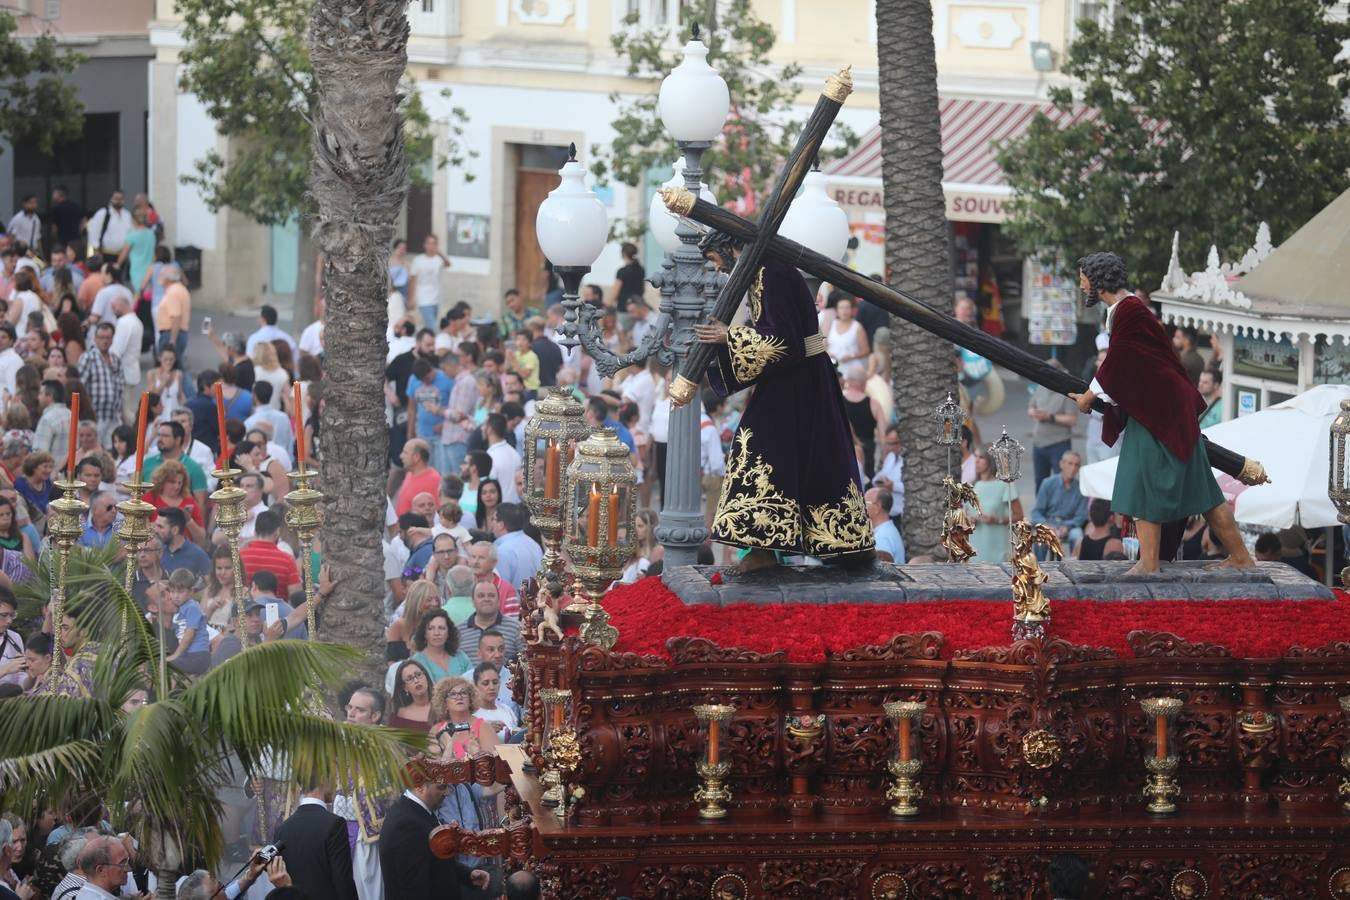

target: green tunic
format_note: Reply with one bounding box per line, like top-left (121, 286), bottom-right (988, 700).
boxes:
top-left (1113, 420), bottom-right (1223, 522)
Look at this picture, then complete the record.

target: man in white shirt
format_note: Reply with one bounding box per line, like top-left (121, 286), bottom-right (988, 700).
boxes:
top-left (172, 408), bottom-right (218, 476)
top-left (299, 319), bottom-right (325, 356)
top-left (7, 193), bottom-right (41, 248)
top-left (72, 835), bottom-right (133, 899)
top-left (86, 190), bottom-right (133, 256)
top-left (865, 486), bottom-right (906, 564)
top-left (0, 323), bottom-right (21, 399)
top-left (407, 234), bottom-right (449, 331)
top-left (246, 303), bottom-right (298, 358)
top-left (89, 261), bottom-right (134, 330)
top-left (110, 292), bottom-right (145, 424)
top-left (872, 425), bottom-right (905, 520)
top-left (483, 413), bottom-right (522, 503)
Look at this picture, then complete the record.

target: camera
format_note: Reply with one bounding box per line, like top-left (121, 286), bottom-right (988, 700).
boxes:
top-left (254, 842), bottom-right (284, 864)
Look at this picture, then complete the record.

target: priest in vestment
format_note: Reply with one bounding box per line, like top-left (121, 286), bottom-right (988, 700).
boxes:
top-left (1068, 251), bottom-right (1252, 575)
top-left (695, 234), bottom-right (873, 574)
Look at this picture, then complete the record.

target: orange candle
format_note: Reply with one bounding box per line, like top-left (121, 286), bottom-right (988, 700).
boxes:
top-left (134, 392), bottom-right (148, 479)
top-left (552, 700), bottom-right (564, 731)
top-left (65, 392), bottom-right (79, 477)
top-left (707, 718), bottom-right (720, 766)
top-left (212, 382), bottom-right (228, 467)
top-left (607, 485), bottom-right (619, 545)
top-left (899, 716), bottom-right (912, 761)
top-left (1155, 715), bottom-right (1167, 760)
top-left (293, 381), bottom-right (306, 470)
top-left (544, 441), bottom-right (560, 499)
top-left (586, 483), bottom-right (600, 546)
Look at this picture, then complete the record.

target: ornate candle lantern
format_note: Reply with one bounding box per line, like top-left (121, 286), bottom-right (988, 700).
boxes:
top-left (989, 426), bottom-right (1025, 555)
top-left (211, 465), bottom-right (252, 648)
top-left (934, 392), bottom-right (964, 476)
top-left (283, 472), bottom-right (323, 640)
top-left (883, 700), bottom-right (925, 817)
top-left (1339, 695), bottom-right (1350, 813)
top-left (46, 479), bottom-right (88, 676)
top-left (523, 388), bottom-right (591, 586)
top-left (692, 704), bottom-right (735, 819)
top-left (537, 686), bottom-right (574, 811)
top-left (561, 427), bottom-right (636, 648)
top-left (1330, 400), bottom-right (1350, 524)
top-left (1140, 697), bottom-right (1182, 814)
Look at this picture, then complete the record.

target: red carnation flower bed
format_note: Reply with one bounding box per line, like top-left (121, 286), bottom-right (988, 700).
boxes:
top-left (604, 578), bottom-right (1350, 663)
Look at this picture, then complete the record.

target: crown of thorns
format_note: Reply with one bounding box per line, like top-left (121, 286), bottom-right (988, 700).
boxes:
top-left (697, 229), bottom-right (743, 257)
top-left (1076, 251), bottom-right (1128, 293)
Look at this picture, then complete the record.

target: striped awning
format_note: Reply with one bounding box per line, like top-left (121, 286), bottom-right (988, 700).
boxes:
top-left (825, 98), bottom-right (1099, 188)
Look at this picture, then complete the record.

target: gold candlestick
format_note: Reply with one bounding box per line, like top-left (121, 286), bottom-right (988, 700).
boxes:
top-left (284, 465), bottom-right (324, 640)
top-left (883, 700), bottom-right (926, 817)
top-left (693, 704), bottom-right (735, 819)
top-left (538, 687), bottom-right (572, 809)
top-left (1140, 697), bottom-right (1182, 815)
top-left (1339, 695), bottom-right (1350, 814)
top-left (115, 478), bottom-right (155, 595)
top-left (210, 465), bottom-right (251, 648)
top-left (46, 479), bottom-right (88, 676)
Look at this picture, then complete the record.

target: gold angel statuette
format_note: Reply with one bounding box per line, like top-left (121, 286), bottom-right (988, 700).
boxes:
top-left (1010, 520), bottom-right (1063, 625)
top-left (941, 477), bottom-right (980, 563)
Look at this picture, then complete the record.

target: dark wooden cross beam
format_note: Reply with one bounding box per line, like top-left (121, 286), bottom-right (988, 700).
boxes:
top-left (658, 189), bottom-right (1269, 486)
top-left (668, 65), bottom-right (855, 408)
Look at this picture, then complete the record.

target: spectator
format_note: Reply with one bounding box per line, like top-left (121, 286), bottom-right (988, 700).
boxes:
top-left (528, 317), bottom-right (561, 388)
top-left (117, 209), bottom-right (156, 301)
top-left (1074, 498), bottom-right (1123, 561)
top-left (7, 195), bottom-right (40, 254)
top-left (490, 503), bottom-right (539, 592)
top-left (247, 303), bottom-right (298, 359)
top-left (0, 495), bottom-right (32, 559)
top-left (1173, 326), bottom-right (1205, 387)
top-left (1198, 369), bottom-right (1223, 429)
top-left (394, 440), bottom-right (441, 517)
top-left (406, 358), bottom-right (452, 451)
top-left (14, 451), bottom-right (54, 518)
top-left (78, 490), bottom-right (119, 551)
top-left (0, 587), bottom-right (24, 688)
top-left (456, 581), bottom-right (521, 666)
top-left (274, 776), bottom-right (358, 900)
top-left (154, 264), bottom-right (191, 361)
top-left (408, 235), bottom-right (450, 330)
top-left (109, 292), bottom-right (144, 426)
top-left (442, 564), bottom-right (476, 624)
top-left (1030, 451), bottom-right (1090, 556)
top-left (154, 507), bottom-right (211, 580)
top-left (386, 659), bottom-right (434, 730)
top-left (144, 460), bottom-right (206, 546)
top-left (32, 380), bottom-right (71, 460)
top-left (410, 608), bottom-right (471, 684)
top-left (471, 661), bottom-right (518, 740)
top-left (48, 187), bottom-right (84, 251)
top-left (377, 774), bottom-right (489, 900)
top-left (583, 396), bottom-right (635, 454)
top-left (482, 414), bottom-right (521, 504)
top-left (0, 325), bottom-right (20, 399)
top-left (141, 420), bottom-right (208, 511)
top-left (246, 569), bottom-right (308, 641)
top-left (1027, 362), bottom-right (1077, 490)
top-left (872, 425), bottom-right (905, 523)
top-left (78, 322), bottom-right (121, 445)
top-left (239, 509), bottom-right (301, 598)
top-left (969, 448), bottom-right (1021, 563)
top-left (71, 834), bottom-right (131, 899)
top-left (245, 381), bottom-right (294, 453)
top-left (609, 241), bottom-right (645, 313)
top-left (865, 487), bottom-right (906, 564)
top-left (433, 350), bottom-right (476, 478)
top-left (171, 407), bottom-right (218, 477)
top-left (498, 289), bottom-right (539, 340)
top-left (505, 870), bottom-right (541, 900)
top-left (161, 568), bottom-right (211, 675)
top-left (86, 190), bottom-right (132, 257)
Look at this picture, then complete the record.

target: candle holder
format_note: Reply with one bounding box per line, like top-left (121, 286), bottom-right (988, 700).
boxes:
top-left (692, 704), bottom-right (735, 820)
top-left (883, 700), bottom-right (926, 817)
top-left (1140, 697), bottom-right (1182, 814)
top-left (115, 478), bottom-right (155, 595)
top-left (46, 479), bottom-right (88, 675)
top-left (523, 388), bottom-right (590, 592)
top-left (284, 465), bottom-right (324, 640)
top-left (210, 464), bottom-right (252, 646)
top-left (989, 425), bottom-right (1025, 559)
top-left (562, 428), bottom-right (636, 649)
top-left (1339, 695), bottom-right (1350, 814)
top-left (934, 392), bottom-right (964, 476)
top-left (538, 687), bottom-right (572, 809)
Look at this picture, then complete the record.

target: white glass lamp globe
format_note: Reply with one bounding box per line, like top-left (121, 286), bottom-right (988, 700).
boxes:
top-left (779, 169), bottom-right (851, 263)
top-left (647, 158), bottom-right (718, 255)
top-left (657, 28), bottom-right (730, 143)
top-left (535, 144), bottom-right (609, 268)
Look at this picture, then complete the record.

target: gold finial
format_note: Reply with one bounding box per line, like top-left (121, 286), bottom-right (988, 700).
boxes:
top-left (823, 65), bottom-right (854, 103)
top-left (1238, 457), bottom-right (1269, 486)
top-left (659, 186), bottom-right (697, 216)
top-left (669, 375), bottom-right (698, 408)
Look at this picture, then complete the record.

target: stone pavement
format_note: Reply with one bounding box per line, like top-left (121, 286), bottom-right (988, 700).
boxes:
top-left (661, 560), bottom-right (1334, 607)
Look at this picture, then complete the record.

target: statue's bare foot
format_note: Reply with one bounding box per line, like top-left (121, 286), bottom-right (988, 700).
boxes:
top-left (1122, 562), bottom-right (1160, 577)
top-left (1204, 556), bottom-right (1257, 571)
top-left (734, 549), bottom-right (778, 576)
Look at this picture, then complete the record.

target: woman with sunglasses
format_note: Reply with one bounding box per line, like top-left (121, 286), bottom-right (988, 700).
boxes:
top-left (387, 659), bottom-right (434, 730)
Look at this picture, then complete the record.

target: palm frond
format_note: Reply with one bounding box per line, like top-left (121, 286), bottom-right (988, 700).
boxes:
top-left (182, 639), bottom-right (363, 724)
top-left (239, 708), bottom-right (425, 798)
top-left (14, 544), bottom-right (122, 624)
top-left (0, 694), bottom-right (114, 758)
top-left (0, 738), bottom-right (103, 798)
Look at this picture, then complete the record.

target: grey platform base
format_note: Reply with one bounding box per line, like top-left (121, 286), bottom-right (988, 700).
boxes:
top-left (661, 560), bottom-right (1334, 607)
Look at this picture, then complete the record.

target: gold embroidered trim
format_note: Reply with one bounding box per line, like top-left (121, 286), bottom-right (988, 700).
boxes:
top-left (713, 430), bottom-right (802, 549)
top-left (727, 325), bottom-right (786, 384)
top-left (749, 266), bottom-right (764, 324)
top-left (804, 481), bottom-right (873, 554)
top-left (803, 333), bottom-right (825, 357)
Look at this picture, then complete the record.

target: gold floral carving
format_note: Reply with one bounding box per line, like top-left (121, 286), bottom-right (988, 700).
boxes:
top-left (1021, 728), bottom-right (1062, 769)
top-left (749, 266), bottom-right (764, 323)
top-left (727, 325), bottom-right (786, 384)
top-left (713, 430), bottom-right (801, 549)
top-left (804, 481), bottom-right (873, 554)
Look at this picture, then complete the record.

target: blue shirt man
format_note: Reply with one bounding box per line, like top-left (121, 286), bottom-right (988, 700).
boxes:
top-left (865, 487), bottom-right (906, 564)
top-left (406, 358), bottom-right (453, 442)
top-left (492, 504), bottom-right (543, 591)
top-left (154, 507), bottom-right (211, 580)
top-left (79, 490), bottom-right (120, 549)
top-left (1030, 450), bottom-right (1090, 552)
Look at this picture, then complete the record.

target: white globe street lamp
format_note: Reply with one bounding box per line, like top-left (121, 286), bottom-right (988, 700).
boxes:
top-left (657, 24), bottom-right (730, 144)
top-left (648, 157), bottom-right (717, 255)
top-left (535, 143), bottom-right (609, 346)
top-left (779, 166), bottom-right (851, 263)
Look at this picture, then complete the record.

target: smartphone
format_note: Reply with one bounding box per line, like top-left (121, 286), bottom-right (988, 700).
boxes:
top-left (264, 602), bottom-right (280, 628)
top-left (200, 316), bottom-right (212, 334)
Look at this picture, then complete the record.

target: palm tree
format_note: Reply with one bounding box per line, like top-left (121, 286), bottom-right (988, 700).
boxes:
top-left (875, 0), bottom-right (958, 559)
top-left (0, 571), bottom-right (423, 899)
top-left (307, 2), bottom-right (413, 661)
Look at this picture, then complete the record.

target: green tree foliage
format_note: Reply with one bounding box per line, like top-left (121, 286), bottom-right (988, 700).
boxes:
top-left (176, 0), bottom-right (471, 225)
top-left (592, 0), bottom-right (856, 236)
top-left (996, 0), bottom-right (1350, 286)
top-left (0, 11), bottom-right (84, 158)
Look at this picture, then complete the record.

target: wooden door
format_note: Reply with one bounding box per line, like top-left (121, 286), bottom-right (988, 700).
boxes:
top-left (514, 169), bottom-right (556, 305)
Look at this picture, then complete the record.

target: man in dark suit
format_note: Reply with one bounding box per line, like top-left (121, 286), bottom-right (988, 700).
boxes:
top-left (379, 774), bottom-right (490, 899)
top-left (274, 777), bottom-right (359, 900)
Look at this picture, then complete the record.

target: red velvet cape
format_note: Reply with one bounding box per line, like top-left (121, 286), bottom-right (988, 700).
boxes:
top-left (1095, 295), bottom-right (1205, 462)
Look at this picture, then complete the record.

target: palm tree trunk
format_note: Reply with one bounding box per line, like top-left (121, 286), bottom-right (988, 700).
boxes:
top-left (157, 866), bottom-right (178, 900)
top-left (308, 2), bottom-right (411, 662)
top-left (876, 0), bottom-right (957, 559)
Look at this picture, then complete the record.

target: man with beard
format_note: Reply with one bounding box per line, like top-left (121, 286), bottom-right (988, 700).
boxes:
top-left (693, 230), bottom-right (874, 574)
top-left (1068, 251), bottom-right (1252, 576)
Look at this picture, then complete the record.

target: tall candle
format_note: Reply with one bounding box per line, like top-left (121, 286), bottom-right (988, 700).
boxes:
top-left (134, 392), bottom-right (148, 479)
top-left (707, 718), bottom-right (720, 766)
top-left (544, 441), bottom-right (560, 499)
top-left (1155, 714), bottom-right (1167, 760)
top-left (552, 698), bottom-right (564, 731)
top-left (65, 392), bottom-right (80, 477)
top-left (607, 485), bottom-right (619, 546)
top-left (293, 381), bottom-right (306, 470)
top-left (899, 716), bottom-right (912, 761)
top-left (586, 483), bottom-right (600, 547)
top-left (212, 382), bottom-right (228, 467)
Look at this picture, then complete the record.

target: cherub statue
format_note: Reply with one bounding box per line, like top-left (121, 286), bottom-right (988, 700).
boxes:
top-left (1011, 520), bottom-right (1063, 624)
top-left (941, 476), bottom-right (980, 563)
top-left (530, 574), bottom-right (564, 645)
